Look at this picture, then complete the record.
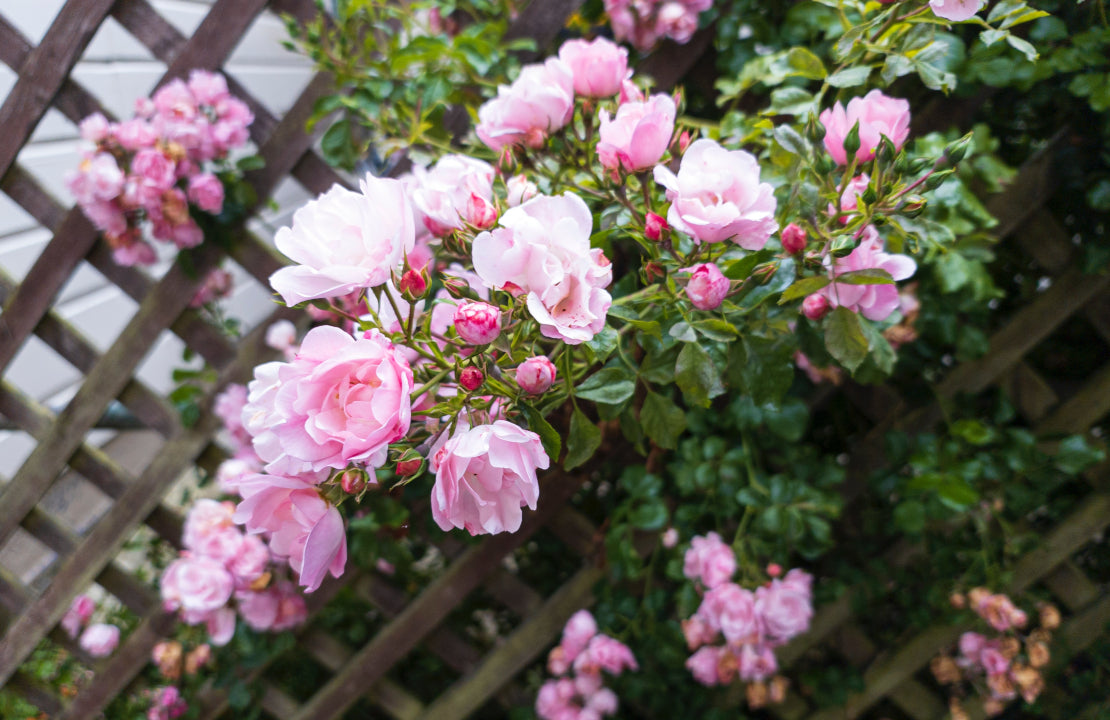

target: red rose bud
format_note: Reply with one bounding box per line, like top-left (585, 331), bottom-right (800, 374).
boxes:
top-left (459, 366), bottom-right (484, 391)
top-left (396, 457), bottom-right (423, 476)
top-left (339, 468), bottom-right (368, 495)
top-left (802, 294), bottom-right (831, 320)
top-left (766, 563), bottom-right (783, 578)
top-left (645, 212), bottom-right (668, 241)
top-left (453, 301), bottom-right (502, 345)
top-left (466, 192), bottom-right (498, 229)
top-left (678, 129), bottom-right (691, 155)
top-left (644, 261), bottom-right (666, 283)
top-left (516, 356), bottom-right (557, 394)
top-left (442, 273), bottom-right (471, 299)
top-left (781, 223), bottom-right (807, 254)
top-left (398, 268), bottom-right (428, 300)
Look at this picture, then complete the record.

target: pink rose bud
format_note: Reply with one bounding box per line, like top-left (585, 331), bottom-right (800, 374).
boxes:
top-left (678, 129), bottom-right (692, 154)
top-left (459, 366), bottom-right (485, 391)
top-left (187, 172), bottom-right (225, 214)
top-left (662, 527), bottom-right (679, 548)
top-left (398, 268), bottom-right (429, 299)
top-left (466, 192), bottom-right (498, 229)
top-left (80, 623), bottom-right (120, 658)
top-left (802, 294), bottom-right (831, 320)
top-left (683, 263), bottom-right (730, 311)
top-left (61, 595), bottom-right (96, 639)
top-left (645, 212), bottom-right (668, 241)
top-left (339, 468), bottom-right (368, 495)
top-left (265, 320), bottom-right (297, 353)
top-left (505, 175), bottom-right (538, 207)
top-left (453, 301), bottom-right (501, 345)
top-left (79, 113), bottom-right (112, 143)
top-left (766, 563), bottom-right (783, 578)
top-left (619, 79), bottom-right (644, 105)
top-left (516, 356), bottom-right (557, 394)
top-left (396, 457), bottom-right (423, 476)
top-left (781, 223), bottom-right (807, 254)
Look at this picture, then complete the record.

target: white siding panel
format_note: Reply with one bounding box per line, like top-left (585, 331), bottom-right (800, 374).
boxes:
top-left (0, 0), bottom-right (65, 45)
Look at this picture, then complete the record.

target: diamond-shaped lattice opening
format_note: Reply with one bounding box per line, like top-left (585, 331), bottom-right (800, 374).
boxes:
top-left (1024, 313), bottom-right (1110, 392)
top-left (5, 335), bottom-right (82, 409)
top-left (0, 526), bottom-right (56, 588)
top-left (224, 9), bottom-right (315, 118)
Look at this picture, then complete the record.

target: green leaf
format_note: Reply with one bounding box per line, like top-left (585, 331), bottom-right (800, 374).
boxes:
top-left (675, 343), bottom-right (725, 408)
top-left (585, 325), bottom-right (619, 364)
top-left (629, 499), bottom-right (668, 531)
top-left (722, 250), bottom-right (774, 280)
top-left (692, 318), bottom-right (740, 342)
top-left (893, 500), bottom-right (926, 534)
top-left (824, 307), bottom-right (869, 372)
top-left (779, 276), bottom-right (831, 304)
top-left (640, 392), bottom-right (687, 450)
top-left (835, 268), bottom-right (895, 285)
top-left (950, 419), bottom-right (995, 446)
top-left (520, 404), bottom-right (561, 462)
top-left (1054, 436), bottom-right (1106, 474)
top-left (827, 66), bottom-right (872, 88)
top-left (773, 125), bottom-right (807, 155)
top-left (765, 398), bottom-right (809, 442)
top-left (786, 47), bottom-right (827, 79)
top-left (564, 407), bottom-right (602, 470)
top-left (575, 367), bottom-right (636, 405)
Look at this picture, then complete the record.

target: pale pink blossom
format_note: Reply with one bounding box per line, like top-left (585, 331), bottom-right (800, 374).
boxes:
top-left (683, 532), bottom-right (736, 589)
top-left (430, 420), bottom-right (549, 535)
top-left (61, 595), bottom-right (95, 639)
top-left (189, 268), bottom-right (233, 307)
top-left (215, 456), bottom-right (259, 495)
top-left (505, 175), bottom-right (538, 207)
top-left (819, 89), bottom-right (911, 165)
top-left (82, 200), bottom-right (128, 236)
top-left (536, 678), bottom-right (578, 720)
top-left (183, 499), bottom-right (236, 551)
top-left (79, 113), bottom-right (111, 143)
top-left (80, 623), bottom-right (120, 658)
top-left (265, 320), bottom-right (298, 355)
top-left (686, 645), bottom-right (725, 686)
top-left (981, 646), bottom-right (1010, 676)
top-left (737, 643), bottom-right (778, 681)
top-left (67, 153), bottom-right (125, 204)
top-left (410, 155), bottom-right (496, 236)
top-left (957, 631), bottom-right (987, 667)
top-left (558, 37), bottom-right (630, 98)
top-left (160, 556), bottom-right (234, 622)
top-left (573, 634), bottom-right (638, 676)
top-left (816, 226), bottom-right (916, 321)
top-left (236, 587), bottom-right (280, 631)
top-left (214, 383), bottom-right (251, 449)
top-left (473, 193), bottom-right (612, 344)
top-left (148, 685), bottom-right (188, 720)
top-left (662, 527), bottom-right (679, 548)
top-left (682, 615), bottom-right (717, 650)
top-left (241, 326), bottom-right (412, 475)
top-left (682, 262), bottom-right (729, 310)
top-left (516, 356), bottom-right (557, 394)
top-left (233, 472), bottom-right (347, 592)
top-left (654, 138), bottom-right (778, 248)
top-left (187, 172), bottom-right (225, 213)
top-left (226, 533), bottom-right (270, 587)
top-left (477, 58), bottom-right (575, 151)
top-left (206, 606), bottom-right (236, 646)
top-left (153, 78), bottom-right (197, 122)
top-left (755, 575), bottom-right (813, 645)
top-left (561, 610), bottom-right (599, 662)
top-left (132, 148), bottom-right (177, 190)
top-left (269, 176), bottom-right (415, 305)
top-left (597, 94), bottom-right (676, 172)
top-left (113, 118), bottom-right (157, 150)
top-left (111, 237), bottom-right (157, 266)
top-left (699, 583), bottom-right (761, 645)
top-left (930, 0), bottom-right (984, 21)
top-left (453, 301), bottom-right (502, 345)
top-left (187, 69), bottom-right (230, 105)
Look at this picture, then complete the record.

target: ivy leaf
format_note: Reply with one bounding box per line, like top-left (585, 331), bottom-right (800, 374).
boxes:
top-left (519, 403), bottom-right (561, 462)
top-left (564, 407), bottom-right (602, 470)
top-left (576, 367), bottom-right (636, 405)
top-left (676, 343), bottom-right (725, 408)
top-left (640, 392), bottom-right (687, 450)
top-left (824, 307), bottom-right (869, 373)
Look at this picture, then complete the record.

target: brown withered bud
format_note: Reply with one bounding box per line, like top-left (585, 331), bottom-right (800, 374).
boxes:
top-left (1027, 640), bottom-right (1051, 668)
top-left (968, 587), bottom-right (990, 609)
top-left (185, 644), bottom-right (212, 675)
top-left (769, 676), bottom-right (790, 704)
top-left (152, 640), bottom-right (183, 680)
top-left (717, 647), bottom-right (739, 684)
top-left (1038, 603), bottom-right (1061, 631)
top-left (949, 592), bottom-right (967, 609)
top-left (249, 570), bottom-right (272, 592)
top-left (949, 697), bottom-right (970, 720)
top-left (1010, 663), bottom-right (1039, 690)
top-left (986, 673), bottom-right (1015, 700)
top-left (983, 698), bottom-right (1005, 717)
top-left (998, 636), bottom-right (1021, 660)
top-left (746, 682), bottom-right (769, 709)
top-left (1028, 628), bottom-right (1052, 645)
top-left (930, 655), bottom-right (962, 685)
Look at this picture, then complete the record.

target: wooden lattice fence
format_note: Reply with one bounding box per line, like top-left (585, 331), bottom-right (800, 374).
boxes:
top-left (0, 1), bottom-right (1106, 719)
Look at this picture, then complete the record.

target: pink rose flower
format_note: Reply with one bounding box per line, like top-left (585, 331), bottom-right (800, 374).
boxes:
top-left (430, 420), bottom-right (549, 535)
top-left (473, 193), bottom-right (612, 345)
top-left (187, 172), bottom-right (225, 214)
top-left (269, 175), bottom-right (415, 305)
top-left (236, 587), bottom-right (280, 631)
top-left (658, 2), bottom-right (700, 44)
top-left (584, 687), bottom-right (618, 716)
top-left (111, 237), bottom-right (157, 266)
top-left (67, 153), bottom-right (125, 204)
top-left (957, 631), bottom-right (986, 667)
top-left (686, 645), bottom-right (724, 686)
top-left (113, 118), bottom-right (157, 150)
top-left (597, 94), bottom-right (676, 172)
top-left (131, 148), bottom-right (177, 191)
top-left (215, 457), bottom-right (259, 495)
top-left (233, 473), bottom-right (348, 592)
top-left (781, 223), bottom-right (807, 254)
top-left (536, 678), bottom-right (577, 720)
top-left (654, 138), bottom-right (778, 248)
top-left (819, 89), bottom-right (911, 166)
top-left (79, 113), bottom-right (111, 143)
top-left (682, 532), bottom-right (736, 589)
top-left (558, 37), bottom-right (630, 98)
top-left (505, 175), bottom-right (538, 207)
top-left (737, 643), bottom-right (778, 681)
top-left (815, 226), bottom-right (916, 322)
top-left (453, 301), bottom-right (502, 345)
top-left (516, 356), bottom-right (557, 394)
top-left (227, 533), bottom-right (270, 587)
top-left (477, 58), bottom-right (575, 151)
top-left (930, 0), bottom-right (984, 21)
top-left (214, 383), bottom-right (251, 448)
top-left (755, 576), bottom-right (814, 645)
top-left (265, 320), bottom-right (298, 355)
top-left (573, 634), bottom-right (638, 676)
top-left (699, 583), bottom-right (761, 645)
top-left (182, 499), bottom-right (236, 551)
top-left (410, 154), bottom-right (496, 236)
top-left (80, 623), bottom-right (120, 658)
top-left (682, 615), bottom-right (717, 650)
top-left (82, 199), bottom-right (129, 236)
top-left (187, 69), bottom-right (229, 105)
top-left (561, 609), bottom-right (599, 662)
top-left (242, 325), bottom-right (413, 475)
top-left (206, 607), bottom-right (236, 646)
top-left (61, 595), bottom-right (95, 639)
top-left (153, 78), bottom-right (198, 122)
top-left (980, 646), bottom-right (1010, 676)
top-left (682, 262), bottom-right (729, 310)
top-left (160, 556), bottom-right (234, 622)
top-left (781, 568), bottom-right (813, 597)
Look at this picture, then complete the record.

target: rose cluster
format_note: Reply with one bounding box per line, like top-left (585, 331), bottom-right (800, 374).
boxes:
top-left (603, 0), bottom-right (712, 51)
top-left (60, 594), bottom-right (121, 659)
top-left (932, 589), bottom-right (1059, 718)
top-left (681, 534), bottom-right (812, 708)
top-left (537, 610), bottom-right (638, 720)
top-left (158, 498), bottom-right (307, 643)
top-left (66, 70), bottom-right (253, 266)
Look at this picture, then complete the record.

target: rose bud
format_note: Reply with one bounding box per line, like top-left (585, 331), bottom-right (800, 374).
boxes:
top-left (949, 592), bottom-right (966, 609)
top-left (683, 263), bottom-right (729, 311)
top-left (459, 366), bottom-right (485, 391)
top-left (516, 356), bottom-right (557, 395)
top-left (339, 468), bottom-right (368, 495)
top-left (396, 456), bottom-right (423, 477)
top-left (766, 563), bottom-right (782, 578)
top-left (802, 294), bottom-right (830, 321)
top-left (1038, 603), bottom-right (1061, 630)
top-left (398, 268), bottom-right (429, 300)
top-left (645, 211), bottom-right (668, 241)
top-left (466, 192), bottom-right (498, 229)
top-left (453, 301), bottom-right (502, 345)
top-left (781, 223), bottom-right (807, 254)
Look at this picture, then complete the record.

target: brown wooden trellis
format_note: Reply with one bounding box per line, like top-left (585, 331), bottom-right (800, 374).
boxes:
top-left (0, 1), bottom-right (1106, 719)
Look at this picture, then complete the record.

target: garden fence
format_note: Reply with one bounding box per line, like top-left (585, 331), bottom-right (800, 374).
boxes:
top-left (0, 1), bottom-right (1106, 718)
